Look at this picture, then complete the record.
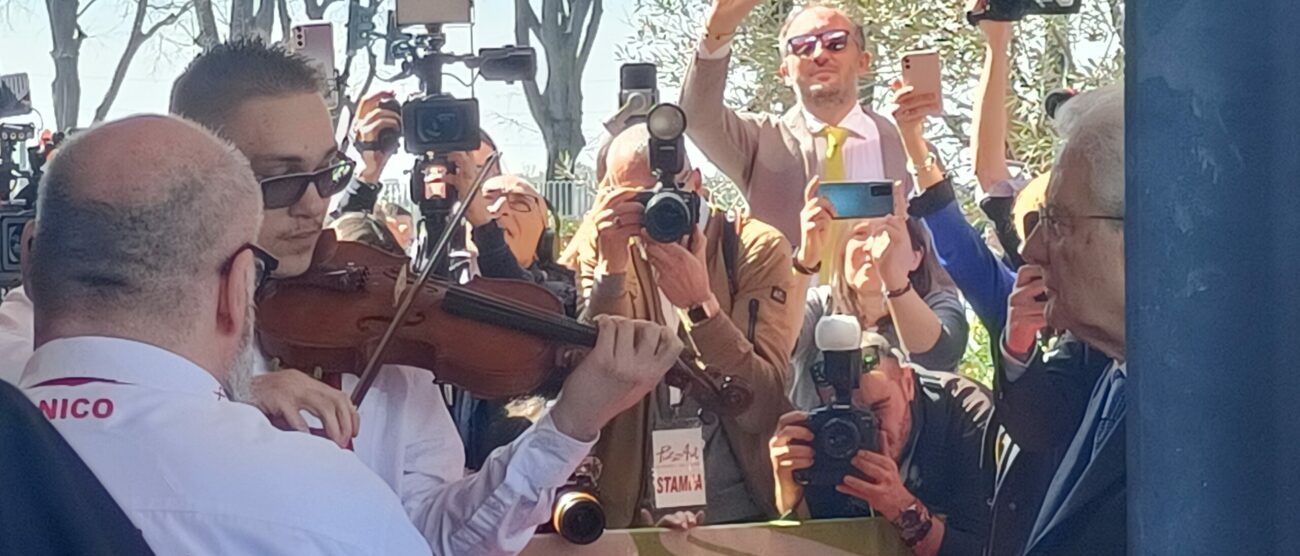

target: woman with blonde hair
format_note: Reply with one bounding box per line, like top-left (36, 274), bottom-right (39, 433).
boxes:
top-left (788, 179), bottom-right (968, 411)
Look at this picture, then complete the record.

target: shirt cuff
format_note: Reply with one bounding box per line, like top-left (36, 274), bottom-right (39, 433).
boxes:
top-left (697, 40), bottom-right (732, 60)
top-left (982, 172), bottom-right (1031, 199)
top-left (511, 412), bottom-right (597, 489)
top-left (1000, 333), bottom-right (1032, 383)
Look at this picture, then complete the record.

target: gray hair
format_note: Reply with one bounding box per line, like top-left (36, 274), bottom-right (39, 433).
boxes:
top-left (28, 117), bottom-right (262, 342)
top-left (1054, 84), bottom-right (1125, 219)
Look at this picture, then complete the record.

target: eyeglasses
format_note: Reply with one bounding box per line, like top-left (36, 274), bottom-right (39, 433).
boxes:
top-left (486, 192), bottom-right (539, 214)
top-left (221, 243), bottom-right (279, 290)
top-left (1028, 204), bottom-right (1124, 239)
top-left (786, 29), bottom-right (854, 57)
top-left (258, 152), bottom-right (356, 210)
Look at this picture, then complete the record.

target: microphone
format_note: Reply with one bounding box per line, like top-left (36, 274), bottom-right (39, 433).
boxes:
top-left (815, 315), bottom-right (862, 402)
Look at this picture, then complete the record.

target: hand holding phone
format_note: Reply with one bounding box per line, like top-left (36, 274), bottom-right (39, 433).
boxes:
top-left (817, 181), bottom-right (897, 220)
top-left (899, 50), bottom-right (942, 116)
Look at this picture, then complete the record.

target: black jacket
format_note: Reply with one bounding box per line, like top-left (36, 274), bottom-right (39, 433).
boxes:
top-left (806, 370), bottom-right (995, 556)
top-left (985, 336), bottom-right (1112, 555)
top-left (0, 380), bottom-right (154, 555)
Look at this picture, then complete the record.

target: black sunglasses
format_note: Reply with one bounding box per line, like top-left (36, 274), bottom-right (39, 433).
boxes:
top-left (222, 243), bottom-right (279, 290)
top-left (786, 29), bottom-right (853, 57)
top-left (259, 153), bottom-right (356, 210)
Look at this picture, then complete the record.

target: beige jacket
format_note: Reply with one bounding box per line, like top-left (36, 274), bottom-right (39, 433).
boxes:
top-left (679, 53), bottom-right (915, 242)
top-left (575, 211), bottom-right (802, 528)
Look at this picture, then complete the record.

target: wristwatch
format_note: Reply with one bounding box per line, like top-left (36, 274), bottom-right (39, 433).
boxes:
top-left (892, 499), bottom-right (934, 548)
top-left (688, 304), bottom-right (711, 325)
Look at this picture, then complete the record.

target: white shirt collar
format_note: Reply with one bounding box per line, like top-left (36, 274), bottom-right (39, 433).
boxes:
top-left (20, 336), bottom-right (222, 397)
top-left (803, 104), bottom-right (875, 138)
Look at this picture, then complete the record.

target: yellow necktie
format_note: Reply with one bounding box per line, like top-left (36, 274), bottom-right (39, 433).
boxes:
top-left (822, 126), bottom-right (849, 182)
top-left (818, 126), bottom-right (850, 283)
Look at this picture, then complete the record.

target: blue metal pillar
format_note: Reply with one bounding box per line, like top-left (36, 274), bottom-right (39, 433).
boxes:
top-left (1129, 1), bottom-right (1300, 553)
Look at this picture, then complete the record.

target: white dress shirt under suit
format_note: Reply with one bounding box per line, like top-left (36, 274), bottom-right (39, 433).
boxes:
top-left (20, 337), bottom-right (431, 556)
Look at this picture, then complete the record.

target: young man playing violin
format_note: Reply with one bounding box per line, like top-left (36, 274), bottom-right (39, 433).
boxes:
top-left (167, 40), bottom-right (685, 555)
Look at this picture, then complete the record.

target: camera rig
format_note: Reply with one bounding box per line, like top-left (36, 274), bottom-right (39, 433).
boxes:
top-left (347, 3), bottom-right (535, 274)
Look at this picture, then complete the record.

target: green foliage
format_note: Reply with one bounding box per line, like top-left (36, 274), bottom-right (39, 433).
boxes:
top-left (959, 308), bottom-right (994, 388)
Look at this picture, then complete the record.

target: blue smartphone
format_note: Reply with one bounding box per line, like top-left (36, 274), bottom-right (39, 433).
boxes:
top-left (818, 181), bottom-right (895, 219)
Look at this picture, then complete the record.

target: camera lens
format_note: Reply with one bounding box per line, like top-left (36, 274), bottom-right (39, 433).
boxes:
top-left (642, 192), bottom-right (692, 243)
top-left (647, 104), bottom-right (687, 141)
top-left (552, 490), bottom-right (605, 545)
top-left (818, 417), bottom-right (861, 460)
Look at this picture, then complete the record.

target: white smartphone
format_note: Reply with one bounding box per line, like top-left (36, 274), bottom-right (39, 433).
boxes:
top-left (288, 23), bottom-right (338, 111)
top-left (900, 50), bottom-right (943, 116)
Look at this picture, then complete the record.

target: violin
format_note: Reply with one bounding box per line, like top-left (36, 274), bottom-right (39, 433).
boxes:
top-left (255, 231), bottom-right (753, 416)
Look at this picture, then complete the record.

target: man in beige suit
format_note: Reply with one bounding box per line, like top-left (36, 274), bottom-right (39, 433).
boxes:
top-left (681, 0), bottom-right (928, 243)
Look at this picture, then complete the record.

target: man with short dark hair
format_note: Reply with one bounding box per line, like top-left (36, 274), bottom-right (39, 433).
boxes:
top-left (20, 114), bottom-right (431, 555)
top-left (165, 39), bottom-right (686, 555)
top-left (770, 332), bottom-right (993, 556)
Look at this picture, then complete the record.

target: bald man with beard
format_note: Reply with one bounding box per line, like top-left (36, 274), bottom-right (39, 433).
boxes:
top-left (18, 115), bottom-right (431, 555)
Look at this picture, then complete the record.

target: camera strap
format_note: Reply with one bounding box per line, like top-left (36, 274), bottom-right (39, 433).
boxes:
top-left (722, 210), bottom-right (740, 298)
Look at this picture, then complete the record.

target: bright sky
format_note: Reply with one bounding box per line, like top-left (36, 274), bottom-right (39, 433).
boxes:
top-left (0, 0), bottom-right (702, 181)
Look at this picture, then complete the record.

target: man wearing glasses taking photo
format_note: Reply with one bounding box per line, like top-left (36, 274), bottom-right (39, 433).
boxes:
top-left (680, 0), bottom-right (921, 243)
top-left (166, 40), bottom-right (687, 556)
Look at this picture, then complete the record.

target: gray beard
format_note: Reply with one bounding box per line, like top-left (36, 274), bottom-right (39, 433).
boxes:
top-left (221, 302), bottom-right (258, 403)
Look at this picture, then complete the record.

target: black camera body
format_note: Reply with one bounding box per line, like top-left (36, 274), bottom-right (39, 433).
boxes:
top-left (793, 403), bottom-right (880, 486)
top-left (400, 95), bottom-right (481, 155)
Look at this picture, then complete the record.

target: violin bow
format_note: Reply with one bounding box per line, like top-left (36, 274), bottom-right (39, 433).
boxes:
top-left (349, 152), bottom-right (503, 407)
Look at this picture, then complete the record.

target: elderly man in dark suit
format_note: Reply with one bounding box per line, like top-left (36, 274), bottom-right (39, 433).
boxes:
top-left (680, 0), bottom-right (922, 242)
top-left (998, 84), bottom-right (1126, 555)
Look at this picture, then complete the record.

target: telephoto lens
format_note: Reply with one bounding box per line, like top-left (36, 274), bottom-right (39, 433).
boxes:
top-left (551, 487), bottom-right (605, 545)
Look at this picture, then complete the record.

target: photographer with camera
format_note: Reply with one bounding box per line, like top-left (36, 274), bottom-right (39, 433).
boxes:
top-left (770, 330), bottom-right (992, 556)
top-left (571, 118), bottom-right (803, 529)
top-left (679, 1), bottom-right (918, 243)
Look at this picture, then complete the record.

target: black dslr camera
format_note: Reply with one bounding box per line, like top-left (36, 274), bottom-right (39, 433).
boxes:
top-left (794, 316), bottom-right (881, 487)
top-left (540, 458), bottom-right (605, 545)
top-left (635, 103), bottom-right (700, 243)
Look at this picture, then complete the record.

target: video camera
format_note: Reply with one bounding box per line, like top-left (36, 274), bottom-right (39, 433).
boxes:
top-left (967, 0), bottom-right (1080, 23)
top-left (1, 74), bottom-right (38, 290)
top-left (793, 316), bottom-right (881, 490)
top-left (346, 0), bottom-right (535, 273)
top-left (635, 103), bottom-right (700, 244)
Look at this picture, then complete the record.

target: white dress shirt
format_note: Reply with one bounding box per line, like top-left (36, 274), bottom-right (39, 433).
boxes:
top-left (253, 357), bottom-right (596, 555)
top-left (0, 286), bottom-right (33, 385)
top-left (20, 337), bottom-right (431, 556)
top-left (801, 104), bottom-right (887, 182)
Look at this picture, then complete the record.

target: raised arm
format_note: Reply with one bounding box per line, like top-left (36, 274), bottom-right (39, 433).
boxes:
top-left (679, 0), bottom-right (776, 193)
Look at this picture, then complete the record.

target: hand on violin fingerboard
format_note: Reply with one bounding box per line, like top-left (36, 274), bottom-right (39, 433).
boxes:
top-left (550, 316), bottom-right (684, 441)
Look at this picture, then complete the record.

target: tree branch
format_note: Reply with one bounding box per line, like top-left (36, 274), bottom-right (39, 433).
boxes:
top-left (303, 0), bottom-right (340, 20)
top-left (76, 0), bottom-right (101, 17)
top-left (575, 0), bottom-right (600, 79)
top-left (143, 0), bottom-right (190, 39)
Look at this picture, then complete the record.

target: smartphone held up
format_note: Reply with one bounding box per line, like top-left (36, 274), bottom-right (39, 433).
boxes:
top-left (817, 181), bottom-right (897, 220)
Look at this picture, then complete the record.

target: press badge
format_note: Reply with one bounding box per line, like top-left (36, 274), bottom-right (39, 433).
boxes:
top-left (651, 427), bottom-right (708, 509)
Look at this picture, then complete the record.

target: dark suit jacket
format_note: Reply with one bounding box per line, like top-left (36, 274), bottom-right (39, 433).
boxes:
top-left (985, 336), bottom-right (1111, 555)
top-left (1024, 420), bottom-right (1125, 556)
